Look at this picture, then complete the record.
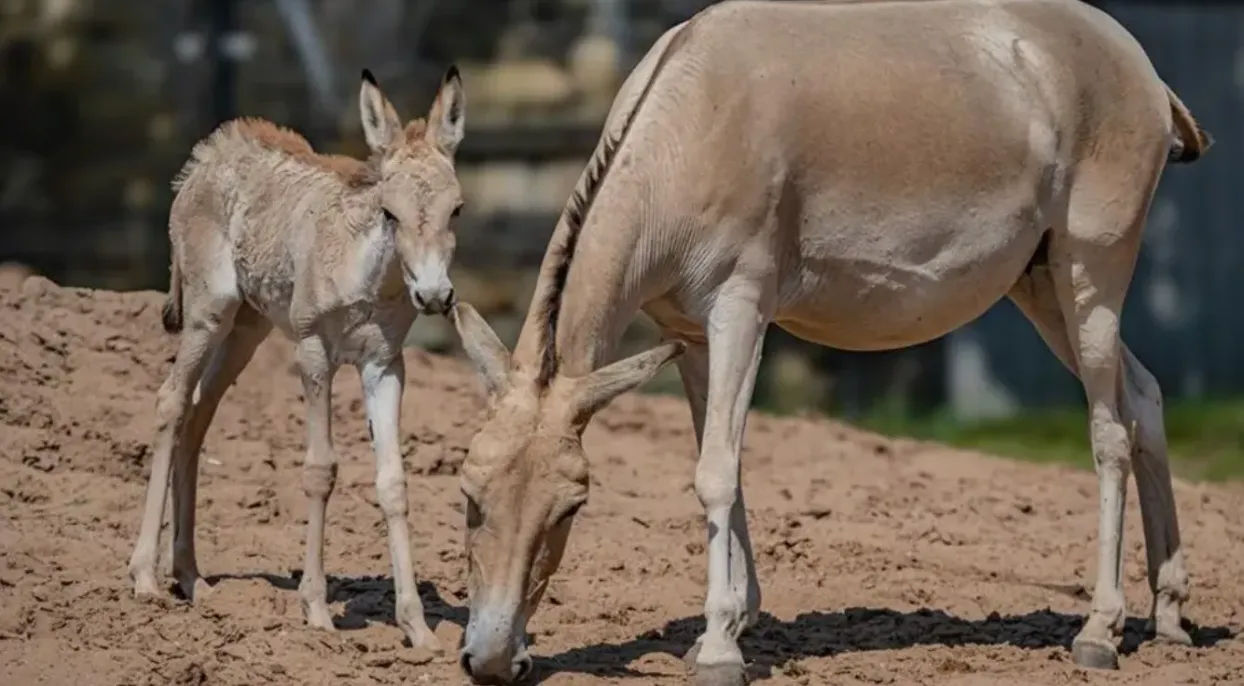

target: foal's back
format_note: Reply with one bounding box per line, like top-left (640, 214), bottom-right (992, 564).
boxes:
top-left (168, 119), bottom-right (378, 313)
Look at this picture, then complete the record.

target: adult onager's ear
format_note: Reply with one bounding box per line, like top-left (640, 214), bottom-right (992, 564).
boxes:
top-left (425, 64), bottom-right (466, 158)
top-left (450, 301), bottom-right (511, 399)
top-left (569, 341), bottom-right (685, 426)
top-left (359, 68), bottom-right (402, 153)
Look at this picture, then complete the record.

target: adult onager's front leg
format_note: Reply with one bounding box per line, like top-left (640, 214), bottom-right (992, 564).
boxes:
top-left (669, 335), bottom-right (762, 670)
top-left (360, 355), bottom-right (440, 651)
top-left (692, 276), bottom-right (773, 686)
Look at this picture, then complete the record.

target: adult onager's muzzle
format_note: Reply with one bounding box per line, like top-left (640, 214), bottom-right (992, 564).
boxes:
top-left (459, 613), bottom-right (533, 684)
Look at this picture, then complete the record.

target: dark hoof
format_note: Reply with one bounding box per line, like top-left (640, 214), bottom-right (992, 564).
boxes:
top-left (1071, 638), bottom-right (1119, 670)
top-left (695, 662), bottom-right (748, 686)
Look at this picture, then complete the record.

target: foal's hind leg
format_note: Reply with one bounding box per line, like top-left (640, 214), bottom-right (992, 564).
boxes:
top-left (169, 306), bottom-right (271, 601)
top-left (129, 295), bottom-right (240, 597)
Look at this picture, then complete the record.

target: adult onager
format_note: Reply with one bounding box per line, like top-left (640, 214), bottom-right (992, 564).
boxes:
top-left (447, 0), bottom-right (1213, 682)
top-left (127, 67), bottom-right (467, 652)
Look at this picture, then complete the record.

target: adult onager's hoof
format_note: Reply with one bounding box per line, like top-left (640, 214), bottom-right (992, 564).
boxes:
top-left (1071, 637), bottom-right (1120, 670)
top-left (175, 574), bottom-right (212, 604)
top-left (694, 662), bottom-right (748, 686)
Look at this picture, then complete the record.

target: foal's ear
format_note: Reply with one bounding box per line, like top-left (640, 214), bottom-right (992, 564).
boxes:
top-left (359, 69), bottom-right (402, 154)
top-left (568, 341), bottom-right (685, 427)
top-left (425, 64), bottom-right (466, 158)
top-left (450, 301), bottom-right (511, 400)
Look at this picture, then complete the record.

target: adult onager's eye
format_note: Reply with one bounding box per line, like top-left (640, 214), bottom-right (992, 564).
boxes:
top-left (556, 502), bottom-right (583, 524)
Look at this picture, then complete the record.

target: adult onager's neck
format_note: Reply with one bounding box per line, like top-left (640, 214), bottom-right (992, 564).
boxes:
top-left (511, 21), bottom-right (693, 383)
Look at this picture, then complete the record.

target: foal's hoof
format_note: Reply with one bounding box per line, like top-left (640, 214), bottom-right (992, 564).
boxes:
top-left (694, 662), bottom-right (748, 686)
top-left (1154, 624), bottom-right (1193, 647)
top-left (131, 571), bottom-right (163, 599)
top-left (1071, 637), bottom-right (1119, 670)
top-left (405, 626), bottom-right (444, 654)
top-left (682, 640), bottom-right (703, 669)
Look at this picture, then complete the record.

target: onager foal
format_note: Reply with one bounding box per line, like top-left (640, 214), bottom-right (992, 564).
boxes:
top-left (446, 0), bottom-right (1211, 683)
top-left (127, 67), bottom-right (466, 652)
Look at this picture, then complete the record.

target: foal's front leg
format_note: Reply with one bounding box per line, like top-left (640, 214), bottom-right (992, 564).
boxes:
top-left (297, 336), bottom-right (339, 631)
top-left (359, 355), bottom-right (440, 651)
top-left (692, 277), bottom-right (772, 686)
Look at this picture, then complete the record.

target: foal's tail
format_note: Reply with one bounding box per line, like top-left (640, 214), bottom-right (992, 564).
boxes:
top-left (162, 250), bottom-right (183, 334)
top-left (1165, 84), bottom-right (1213, 164)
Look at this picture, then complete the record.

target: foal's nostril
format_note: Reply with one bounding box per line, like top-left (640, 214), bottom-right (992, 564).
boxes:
top-left (514, 655), bottom-right (534, 682)
top-left (414, 293), bottom-right (426, 310)
top-left (446, 288), bottom-right (456, 309)
top-left (459, 651), bottom-right (474, 678)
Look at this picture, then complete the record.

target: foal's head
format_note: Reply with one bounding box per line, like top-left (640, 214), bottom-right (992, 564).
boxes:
top-left (358, 66), bottom-right (466, 315)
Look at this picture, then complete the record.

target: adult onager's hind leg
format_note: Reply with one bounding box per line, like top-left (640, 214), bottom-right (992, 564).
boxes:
top-left (359, 355), bottom-right (439, 651)
top-left (129, 297), bottom-right (240, 597)
top-left (170, 308), bottom-right (271, 601)
top-left (1008, 165), bottom-right (1188, 668)
top-left (691, 275), bottom-right (773, 686)
top-left (665, 335), bottom-right (762, 670)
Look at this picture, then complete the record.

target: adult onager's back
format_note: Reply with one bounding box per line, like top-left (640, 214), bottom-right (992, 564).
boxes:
top-left (128, 68), bottom-right (467, 652)
top-left (446, 0), bottom-right (1213, 683)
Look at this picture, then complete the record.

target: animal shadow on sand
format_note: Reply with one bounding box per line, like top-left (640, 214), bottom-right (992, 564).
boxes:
top-left (532, 602), bottom-right (1233, 683)
top-left (204, 571), bottom-right (468, 638)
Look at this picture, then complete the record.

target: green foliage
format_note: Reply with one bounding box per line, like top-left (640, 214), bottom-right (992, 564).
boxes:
top-left (857, 400), bottom-right (1244, 482)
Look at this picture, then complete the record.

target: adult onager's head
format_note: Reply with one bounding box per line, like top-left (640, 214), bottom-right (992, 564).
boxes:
top-left (449, 305), bottom-right (683, 683)
top-left (449, 0), bottom-right (1212, 683)
top-left (359, 67), bottom-right (465, 314)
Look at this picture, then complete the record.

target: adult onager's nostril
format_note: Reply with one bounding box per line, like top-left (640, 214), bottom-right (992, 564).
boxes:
top-left (459, 650), bottom-right (475, 678)
top-left (514, 654), bottom-right (534, 682)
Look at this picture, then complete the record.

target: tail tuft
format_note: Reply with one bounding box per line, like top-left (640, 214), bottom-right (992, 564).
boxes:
top-left (1166, 84), bottom-right (1212, 164)
top-left (161, 258), bottom-right (183, 334)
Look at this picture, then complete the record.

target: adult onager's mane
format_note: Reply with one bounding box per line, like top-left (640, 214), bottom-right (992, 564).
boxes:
top-left (170, 117), bottom-right (428, 193)
top-left (534, 23), bottom-right (694, 388)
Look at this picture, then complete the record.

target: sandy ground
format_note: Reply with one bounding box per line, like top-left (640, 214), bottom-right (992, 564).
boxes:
top-left (2, 278), bottom-right (1244, 686)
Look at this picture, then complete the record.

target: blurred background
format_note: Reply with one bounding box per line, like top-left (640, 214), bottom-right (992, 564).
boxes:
top-left (0, 0), bottom-right (1239, 477)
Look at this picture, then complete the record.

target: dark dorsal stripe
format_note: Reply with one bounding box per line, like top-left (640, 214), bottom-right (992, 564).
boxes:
top-left (535, 23), bottom-right (695, 388)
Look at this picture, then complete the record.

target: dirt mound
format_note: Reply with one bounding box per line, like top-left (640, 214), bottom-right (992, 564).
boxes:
top-left (1, 279), bottom-right (1242, 685)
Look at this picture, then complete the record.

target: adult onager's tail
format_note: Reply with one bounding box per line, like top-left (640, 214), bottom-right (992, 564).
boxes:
top-left (1166, 84), bottom-right (1212, 164)
top-left (162, 255), bottom-right (183, 334)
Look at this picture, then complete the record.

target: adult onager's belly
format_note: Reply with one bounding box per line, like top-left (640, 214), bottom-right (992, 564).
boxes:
top-left (775, 210), bottom-right (1046, 351)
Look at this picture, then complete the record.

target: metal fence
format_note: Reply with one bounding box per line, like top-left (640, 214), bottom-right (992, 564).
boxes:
top-left (1, 0), bottom-right (1239, 419)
